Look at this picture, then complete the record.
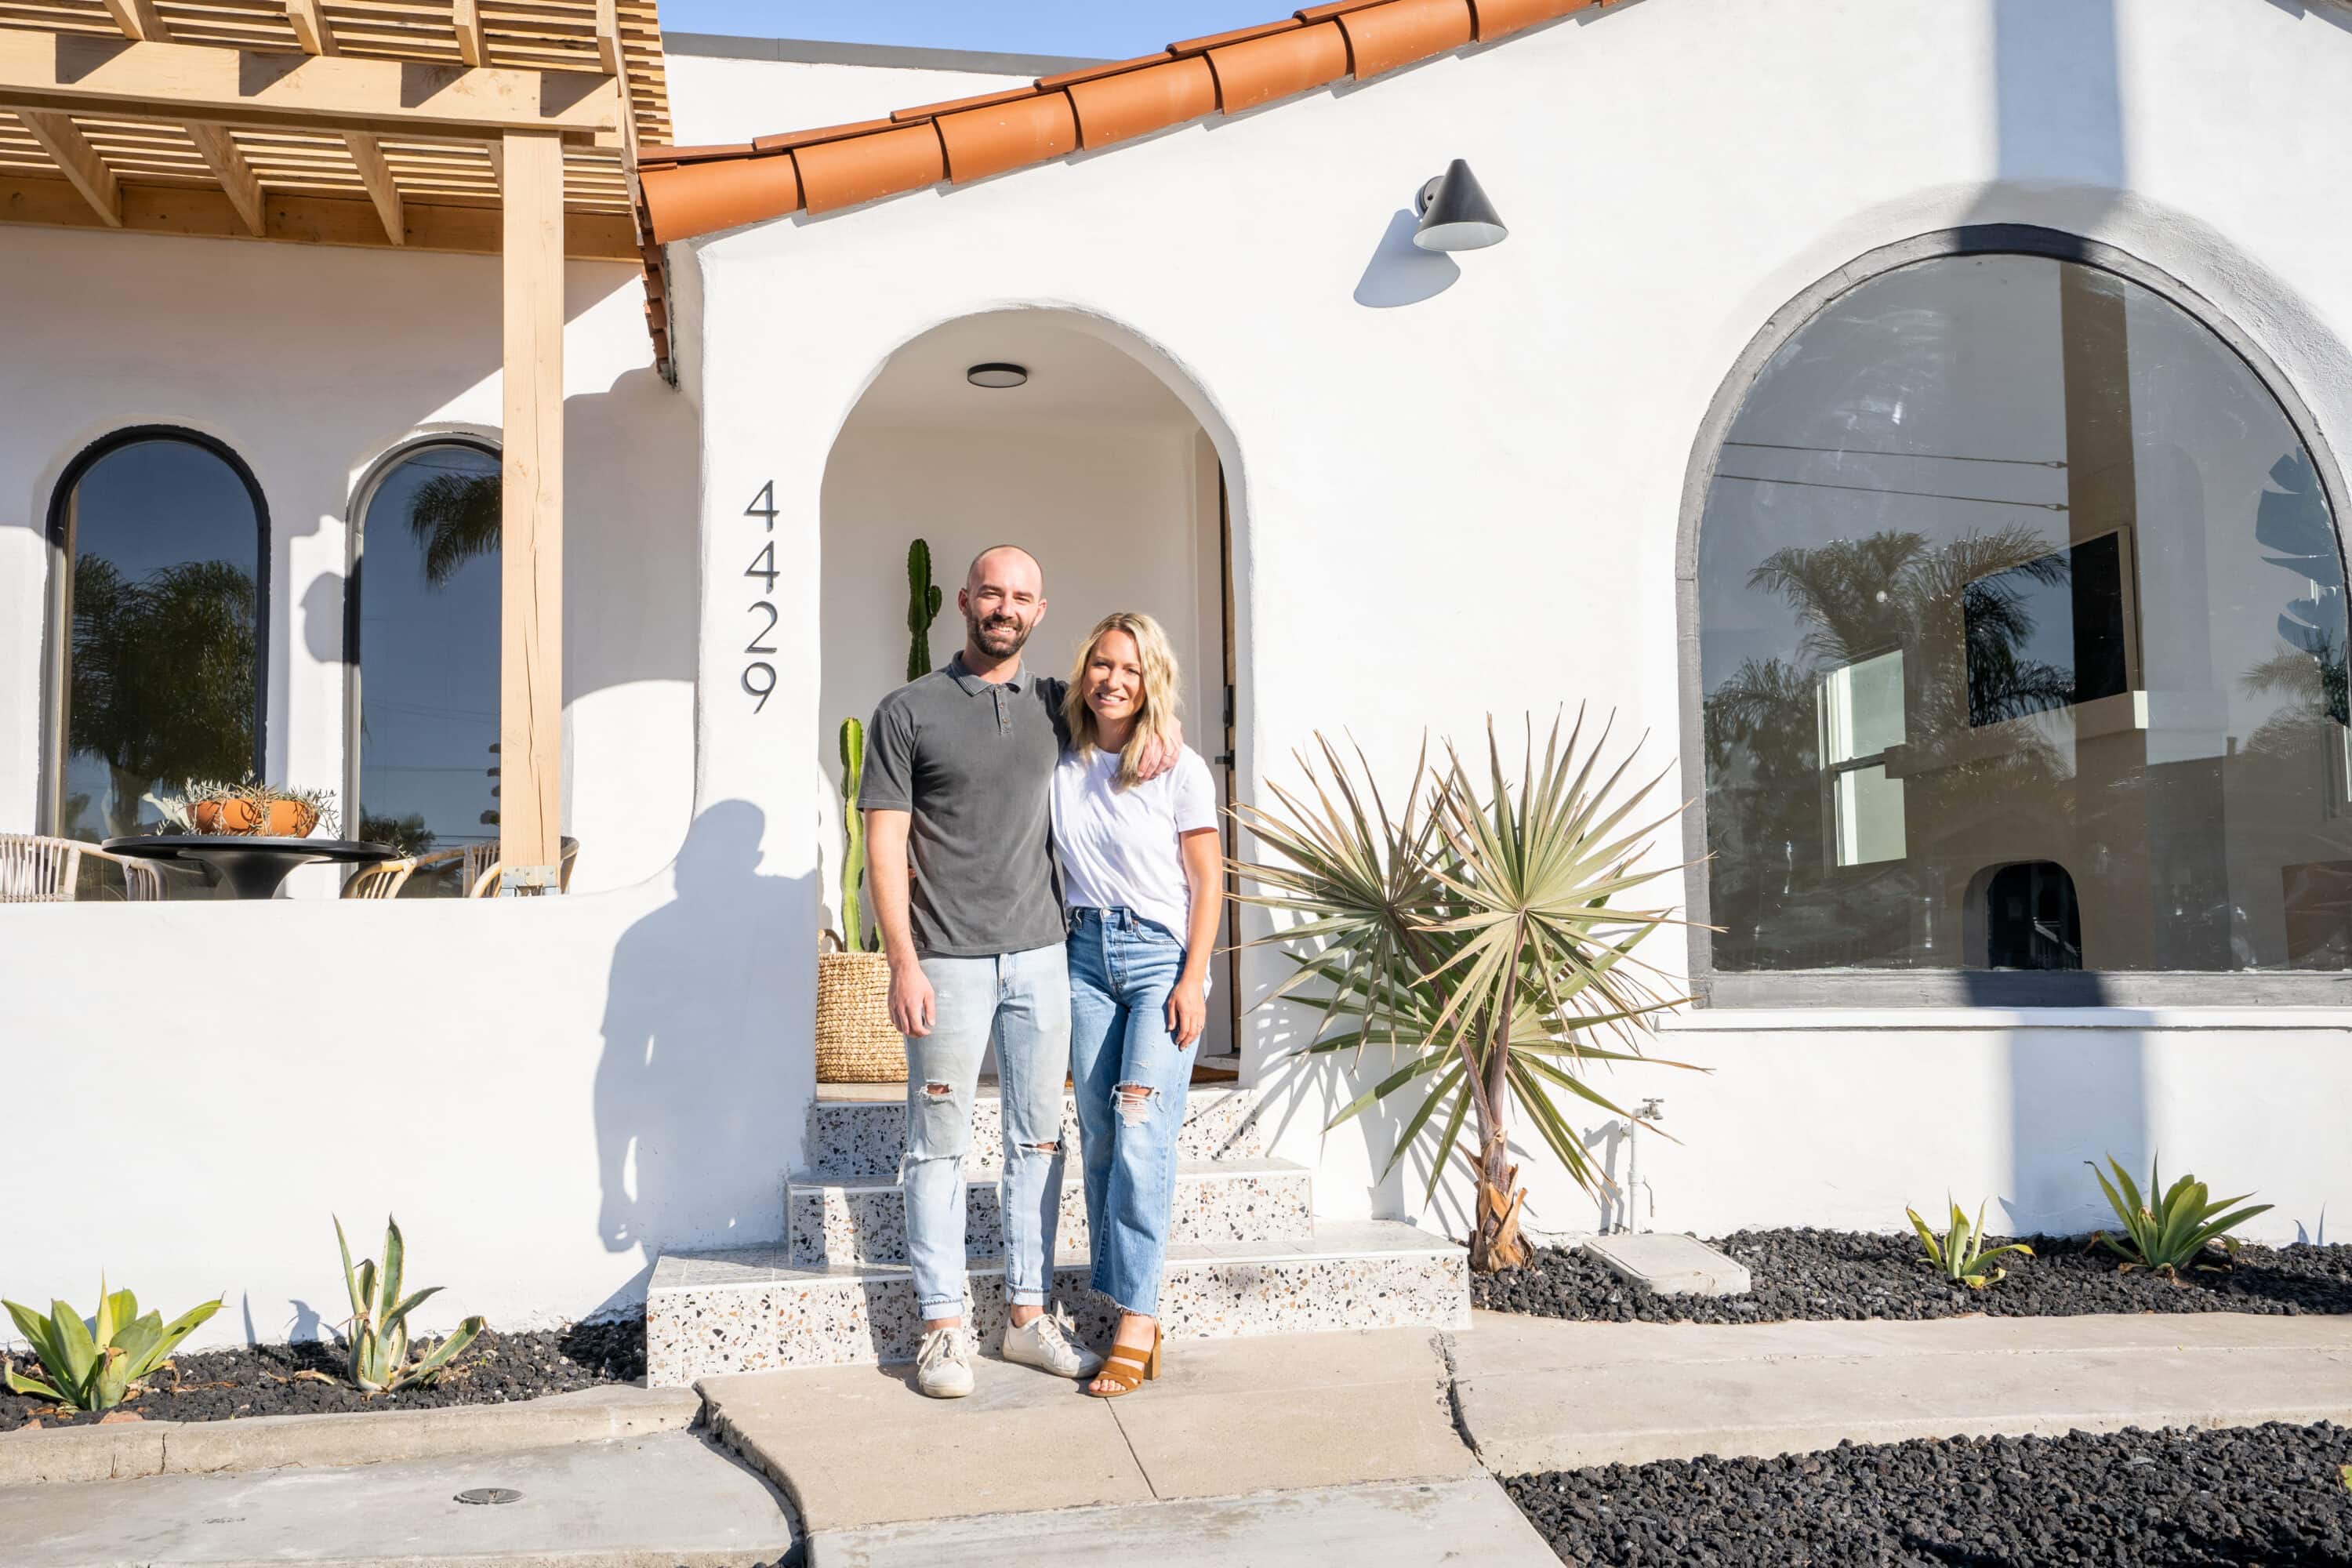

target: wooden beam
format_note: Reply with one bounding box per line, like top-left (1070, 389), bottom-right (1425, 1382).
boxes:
top-left (100, 0), bottom-right (168, 42)
top-left (185, 122), bottom-right (263, 235)
top-left (16, 111), bottom-right (120, 225)
top-left (454, 0), bottom-right (487, 67)
top-left (484, 135), bottom-right (503, 191)
top-left (0, 32), bottom-right (620, 143)
top-left (344, 131), bottom-right (401, 243)
top-left (285, 0), bottom-right (336, 56)
top-left (595, 0), bottom-right (621, 74)
top-left (0, 174), bottom-right (641, 258)
top-left (499, 128), bottom-right (564, 889)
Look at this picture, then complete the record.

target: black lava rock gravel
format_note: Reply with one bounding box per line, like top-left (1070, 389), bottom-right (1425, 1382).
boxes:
top-left (1473, 1229), bottom-right (2352, 1323)
top-left (1506, 1421), bottom-right (2352, 1567)
top-left (0, 1316), bottom-right (643, 1432)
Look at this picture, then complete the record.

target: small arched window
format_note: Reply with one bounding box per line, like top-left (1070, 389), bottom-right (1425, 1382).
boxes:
top-left (1694, 240), bottom-right (2348, 978)
top-left (50, 430), bottom-right (267, 841)
top-left (350, 441), bottom-right (502, 880)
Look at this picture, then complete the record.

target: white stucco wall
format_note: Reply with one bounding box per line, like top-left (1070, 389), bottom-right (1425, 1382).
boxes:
top-left (663, 52), bottom-right (1032, 148)
top-left (675, 0), bottom-right (2352, 1248)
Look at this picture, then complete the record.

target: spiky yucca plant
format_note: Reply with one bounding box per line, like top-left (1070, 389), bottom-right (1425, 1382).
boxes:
top-left (1233, 710), bottom-right (1697, 1272)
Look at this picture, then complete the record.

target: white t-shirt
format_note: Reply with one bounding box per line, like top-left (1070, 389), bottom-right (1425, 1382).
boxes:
top-left (1051, 743), bottom-right (1220, 941)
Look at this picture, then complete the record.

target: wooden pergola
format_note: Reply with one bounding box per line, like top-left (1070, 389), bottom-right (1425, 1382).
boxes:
top-left (2, 1), bottom-right (674, 891)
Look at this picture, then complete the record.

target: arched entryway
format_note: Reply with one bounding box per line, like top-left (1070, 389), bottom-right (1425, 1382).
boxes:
top-left (817, 310), bottom-right (1247, 1067)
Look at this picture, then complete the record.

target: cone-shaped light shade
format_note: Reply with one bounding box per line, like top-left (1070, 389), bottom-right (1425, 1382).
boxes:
top-left (1413, 158), bottom-right (1508, 252)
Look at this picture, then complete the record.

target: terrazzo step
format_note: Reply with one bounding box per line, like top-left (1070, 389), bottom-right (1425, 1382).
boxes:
top-left (786, 1156), bottom-right (1315, 1266)
top-left (646, 1221), bottom-right (1468, 1384)
top-left (804, 1083), bottom-right (1267, 1179)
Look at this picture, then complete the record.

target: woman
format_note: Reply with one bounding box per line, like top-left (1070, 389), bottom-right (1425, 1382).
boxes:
top-left (1054, 612), bottom-right (1223, 1398)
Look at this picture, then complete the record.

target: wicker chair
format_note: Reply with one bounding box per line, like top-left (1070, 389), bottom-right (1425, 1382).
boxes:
top-left (467, 837), bottom-right (580, 898)
top-left (342, 846), bottom-right (474, 899)
top-left (0, 833), bottom-right (167, 902)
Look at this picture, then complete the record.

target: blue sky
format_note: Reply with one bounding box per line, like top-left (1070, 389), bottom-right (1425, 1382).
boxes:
top-left (659, 2), bottom-right (1277, 58)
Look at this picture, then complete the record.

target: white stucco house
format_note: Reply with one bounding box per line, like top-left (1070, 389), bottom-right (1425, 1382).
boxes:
top-left (5, 0), bottom-right (2351, 1363)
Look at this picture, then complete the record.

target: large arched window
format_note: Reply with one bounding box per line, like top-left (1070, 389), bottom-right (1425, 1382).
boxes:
top-left (1692, 234), bottom-right (2349, 989)
top-left (349, 440), bottom-right (502, 882)
top-left (49, 430), bottom-right (267, 841)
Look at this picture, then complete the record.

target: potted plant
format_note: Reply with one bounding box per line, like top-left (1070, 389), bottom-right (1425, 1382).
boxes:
top-left (815, 717), bottom-right (901, 1082)
top-left (154, 775), bottom-right (339, 839)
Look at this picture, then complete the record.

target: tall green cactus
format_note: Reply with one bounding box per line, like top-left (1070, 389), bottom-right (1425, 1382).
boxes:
top-left (906, 538), bottom-right (943, 682)
top-left (837, 717), bottom-right (868, 952)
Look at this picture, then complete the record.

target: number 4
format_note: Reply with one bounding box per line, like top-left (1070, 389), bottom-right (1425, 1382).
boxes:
top-left (746, 540), bottom-right (779, 591)
top-left (744, 481), bottom-right (777, 529)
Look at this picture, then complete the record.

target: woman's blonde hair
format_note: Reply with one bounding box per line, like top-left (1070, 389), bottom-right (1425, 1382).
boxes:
top-left (1063, 612), bottom-right (1181, 789)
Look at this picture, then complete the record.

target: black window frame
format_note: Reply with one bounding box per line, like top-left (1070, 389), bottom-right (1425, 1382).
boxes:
top-left (1675, 225), bottom-right (2352, 1008)
top-left (342, 434), bottom-right (503, 856)
top-left (40, 426), bottom-right (271, 836)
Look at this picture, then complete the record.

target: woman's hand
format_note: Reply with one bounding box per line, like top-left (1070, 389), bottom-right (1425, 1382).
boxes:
top-left (1167, 971), bottom-right (1207, 1049)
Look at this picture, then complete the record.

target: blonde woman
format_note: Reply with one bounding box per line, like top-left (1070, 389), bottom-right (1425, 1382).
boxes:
top-left (1054, 612), bottom-right (1222, 1398)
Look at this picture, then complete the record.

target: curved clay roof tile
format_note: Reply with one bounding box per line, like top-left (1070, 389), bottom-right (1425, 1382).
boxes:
top-left (1339, 0), bottom-right (1475, 74)
top-left (795, 122), bottom-right (947, 213)
top-left (1065, 56), bottom-right (1219, 147)
top-left (1207, 20), bottom-right (1350, 113)
top-left (1469, 0), bottom-right (1595, 40)
top-left (641, 153), bottom-right (803, 241)
top-left (937, 90), bottom-right (1081, 183)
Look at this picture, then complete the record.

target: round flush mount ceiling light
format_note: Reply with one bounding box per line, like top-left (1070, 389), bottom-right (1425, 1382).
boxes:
top-left (967, 362), bottom-right (1029, 389)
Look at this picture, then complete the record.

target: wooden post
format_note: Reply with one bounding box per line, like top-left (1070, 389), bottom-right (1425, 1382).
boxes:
top-left (499, 128), bottom-right (564, 891)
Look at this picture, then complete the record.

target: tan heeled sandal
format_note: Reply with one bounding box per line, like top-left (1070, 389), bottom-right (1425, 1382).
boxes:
top-left (1086, 1327), bottom-right (1161, 1398)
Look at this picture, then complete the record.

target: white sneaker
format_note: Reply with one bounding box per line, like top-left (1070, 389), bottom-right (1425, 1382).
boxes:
top-left (1001, 1305), bottom-right (1105, 1380)
top-left (916, 1325), bottom-right (975, 1399)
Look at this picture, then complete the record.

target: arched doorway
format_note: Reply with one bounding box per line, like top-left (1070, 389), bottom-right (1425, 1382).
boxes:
top-left (818, 310), bottom-right (1244, 1067)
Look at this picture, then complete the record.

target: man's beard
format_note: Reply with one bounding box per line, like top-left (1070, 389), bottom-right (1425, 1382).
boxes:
top-left (967, 608), bottom-right (1032, 659)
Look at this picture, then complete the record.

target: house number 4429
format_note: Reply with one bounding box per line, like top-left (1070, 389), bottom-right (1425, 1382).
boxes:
top-left (742, 481), bottom-right (780, 711)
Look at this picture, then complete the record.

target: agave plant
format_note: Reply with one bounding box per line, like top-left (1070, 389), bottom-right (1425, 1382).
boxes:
top-left (1233, 710), bottom-right (1698, 1272)
top-left (336, 1217), bottom-right (485, 1392)
top-left (1907, 1199), bottom-right (2034, 1288)
top-left (2, 1282), bottom-right (222, 1411)
top-left (2087, 1157), bottom-right (2272, 1276)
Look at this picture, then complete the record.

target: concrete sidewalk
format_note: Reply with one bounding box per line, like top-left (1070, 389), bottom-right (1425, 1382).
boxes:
top-left (1450, 1307), bottom-right (2352, 1473)
top-left (0, 1431), bottom-right (797, 1567)
top-left (702, 1327), bottom-right (1478, 1534)
top-left (804, 1475), bottom-right (1557, 1568)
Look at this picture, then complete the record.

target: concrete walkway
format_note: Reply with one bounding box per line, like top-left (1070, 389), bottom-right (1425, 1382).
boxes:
top-left (702, 1327), bottom-right (1478, 1534)
top-left (804, 1475), bottom-right (1557, 1568)
top-left (1450, 1307), bottom-right (2352, 1473)
top-left (0, 1432), bottom-right (797, 1567)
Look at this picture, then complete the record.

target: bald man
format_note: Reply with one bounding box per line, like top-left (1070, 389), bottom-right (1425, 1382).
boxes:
top-left (861, 546), bottom-right (1175, 1397)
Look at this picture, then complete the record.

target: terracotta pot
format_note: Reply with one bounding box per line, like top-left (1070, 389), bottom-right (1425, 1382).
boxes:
top-left (191, 798), bottom-right (320, 838)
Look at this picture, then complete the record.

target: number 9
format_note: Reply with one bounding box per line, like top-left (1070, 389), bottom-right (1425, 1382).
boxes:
top-left (743, 662), bottom-right (776, 713)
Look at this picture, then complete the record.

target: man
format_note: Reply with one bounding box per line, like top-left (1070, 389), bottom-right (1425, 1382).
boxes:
top-left (862, 546), bottom-right (1173, 1397)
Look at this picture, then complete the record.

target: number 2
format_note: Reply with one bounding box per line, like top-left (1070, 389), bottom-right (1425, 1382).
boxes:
top-left (746, 601), bottom-right (779, 655)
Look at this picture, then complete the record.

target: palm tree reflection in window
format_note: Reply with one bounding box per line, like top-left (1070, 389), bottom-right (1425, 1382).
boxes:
top-left (406, 468), bottom-right (501, 586)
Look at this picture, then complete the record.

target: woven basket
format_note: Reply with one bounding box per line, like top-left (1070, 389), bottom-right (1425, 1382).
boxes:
top-left (815, 938), bottom-right (905, 1083)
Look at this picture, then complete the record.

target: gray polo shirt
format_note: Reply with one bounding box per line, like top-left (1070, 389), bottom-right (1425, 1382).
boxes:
top-left (861, 654), bottom-right (1069, 958)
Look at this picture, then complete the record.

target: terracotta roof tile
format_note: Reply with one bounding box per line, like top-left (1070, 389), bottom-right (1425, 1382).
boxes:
top-left (751, 118), bottom-right (903, 154)
top-left (892, 85), bottom-right (1044, 122)
top-left (1168, 18), bottom-right (1304, 54)
top-left (639, 0), bottom-right (1611, 244)
top-left (1036, 51), bottom-right (1180, 90)
top-left (794, 122), bottom-right (948, 214)
top-left (1339, 0), bottom-right (1475, 74)
top-left (1469, 0), bottom-right (1596, 41)
top-left (937, 90), bottom-right (1082, 183)
top-left (641, 152), bottom-right (804, 238)
top-left (1207, 19), bottom-right (1349, 112)
top-left (1066, 55), bottom-right (1218, 147)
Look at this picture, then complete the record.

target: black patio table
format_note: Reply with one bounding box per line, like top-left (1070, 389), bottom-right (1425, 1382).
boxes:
top-left (103, 836), bottom-right (398, 901)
